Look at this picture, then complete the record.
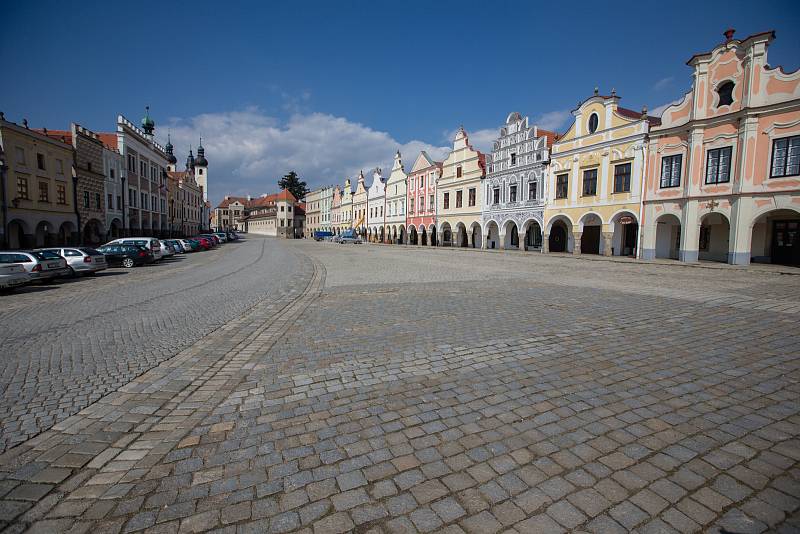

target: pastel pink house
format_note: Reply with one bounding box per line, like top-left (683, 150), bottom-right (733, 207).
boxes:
top-left (407, 151), bottom-right (442, 246)
top-left (641, 30), bottom-right (800, 266)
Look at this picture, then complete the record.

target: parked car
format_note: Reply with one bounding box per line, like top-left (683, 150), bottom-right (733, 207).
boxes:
top-left (226, 232), bottom-right (240, 241)
top-left (104, 238), bottom-right (164, 261)
top-left (339, 235), bottom-right (363, 244)
top-left (36, 247), bottom-right (107, 277)
top-left (180, 239), bottom-right (200, 252)
top-left (193, 237), bottom-right (213, 250)
top-left (160, 240), bottom-right (176, 258)
top-left (0, 251), bottom-right (71, 282)
top-left (0, 262), bottom-right (30, 292)
top-left (213, 233), bottom-right (228, 243)
top-left (200, 234), bottom-right (220, 245)
top-left (97, 244), bottom-right (154, 268)
top-left (164, 239), bottom-right (185, 253)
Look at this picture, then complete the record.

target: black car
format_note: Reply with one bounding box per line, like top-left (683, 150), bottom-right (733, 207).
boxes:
top-left (97, 244), bottom-right (154, 268)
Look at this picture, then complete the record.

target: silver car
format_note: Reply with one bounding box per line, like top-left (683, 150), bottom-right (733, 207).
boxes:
top-left (37, 247), bottom-right (107, 276)
top-left (160, 240), bottom-right (176, 258)
top-left (0, 251), bottom-right (70, 282)
top-left (0, 262), bottom-right (30, 292)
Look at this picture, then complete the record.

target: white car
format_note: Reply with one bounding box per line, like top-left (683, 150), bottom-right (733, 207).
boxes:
top-left (0, 251), bottom-right (70, 282)
top-left (0, 262), bottom-right (30, 292)
top-left (104, 237), bottom-right (164, 261)
top-left (36, 247), bottom-right (107, 276)
top-left (159, 240), bottom-right (176, 257)
top-left (179, 239), bottom-right (197, 252)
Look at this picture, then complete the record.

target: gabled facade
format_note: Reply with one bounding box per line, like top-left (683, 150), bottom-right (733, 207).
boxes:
top-left (330, 185), bottom-right (342, 234)
top-left (436, 128), bottom-right (486, 247)
top-left (366, 169), bottom-right (386, 242)
top-left (340, 179), bottom-right (353, 231)
top-left (98, 133), bottom-right (124, 239)
top-left (352, 171), bottom-right (368, 236)
top-left (483, 112), bottom-right (553, 250)
top-left (641, 30), bottom-right (800, 266)
top-left (384, 151), bottom-right (407, 244)
top-left (545, 90), bottom-right (657, 256)
top-left (407, 151), bottom-right (441, 246)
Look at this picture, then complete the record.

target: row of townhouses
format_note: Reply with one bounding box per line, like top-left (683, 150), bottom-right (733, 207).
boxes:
top-left (302, 30), bottom-right (800, 266)
top-left (0, 108), bottom-right (211, 248)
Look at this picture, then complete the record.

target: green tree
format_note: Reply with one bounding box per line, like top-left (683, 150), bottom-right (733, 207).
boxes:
top-left (278, 171), bottom-right (309, 200)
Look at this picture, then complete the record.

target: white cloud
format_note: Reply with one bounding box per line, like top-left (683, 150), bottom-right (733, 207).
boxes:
top-left (533, 109), bottom-right (572, 132)
top-left (162, 108), bottom-right (449, 205)
top-left (653, 77), bottom-right (674, 91)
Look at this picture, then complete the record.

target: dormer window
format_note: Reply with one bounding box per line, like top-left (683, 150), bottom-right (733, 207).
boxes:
top-left (717, 81), bottom-right (734, 107)
top-left (588, 113), bottom-right (599, 134)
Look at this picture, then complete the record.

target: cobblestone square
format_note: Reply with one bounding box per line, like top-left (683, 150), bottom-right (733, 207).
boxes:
top-left (1, 237), bottom-right (799, 533)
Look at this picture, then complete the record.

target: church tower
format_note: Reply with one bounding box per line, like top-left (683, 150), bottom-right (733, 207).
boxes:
top-left (165, 133), bottom-right (178, 172)
top-left (194, 138), bottom-right (209, 201)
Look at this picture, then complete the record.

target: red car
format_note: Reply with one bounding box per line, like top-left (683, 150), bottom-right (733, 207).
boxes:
top-left (194, 237), bottom-right (213, 250)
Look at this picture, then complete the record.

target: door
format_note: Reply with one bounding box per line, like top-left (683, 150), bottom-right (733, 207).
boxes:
top-left (772, 220), bottom-right (800, 266)
top-left (582, 225), bottom-right (601, 254)
top-left (550, 224), bottom-right (566, 252)
top-left (622, 223), bottom-right (638, 256)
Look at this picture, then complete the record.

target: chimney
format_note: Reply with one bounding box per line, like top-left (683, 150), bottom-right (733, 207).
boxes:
top-left (724, 28), bottom-right (735, 42)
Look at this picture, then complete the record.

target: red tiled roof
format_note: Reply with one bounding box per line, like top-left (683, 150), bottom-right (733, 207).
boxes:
top-left (295, 202), bottom-right (306, 215)
top-left (536, 128), bottom-right (558, 147)
top-left (35, 129), bottom-right (72, 144)
top-left (97, 133), bottom-right (118, 150)
top-left (617, 106), bottom-right (662, 126)
top-left (274, 189), bottom-right (297, 202)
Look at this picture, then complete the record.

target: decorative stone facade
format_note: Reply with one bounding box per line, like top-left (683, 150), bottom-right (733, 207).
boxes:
top-left (71, 124), bottom-right (107, 244)
top-left (384, 151), bottom-right (407, 244)
top-left (436, 128), bottom-right (486, 247)
top-left (545, 90), bottom-right (658, 256)
top-left (407, 151), bottom-right (441, 246)
top-left (641, 30), bottom-right (800, 266)
top-left (366, 169), bottom-right (386, 242)
top-left (483, 113), bottom-right (553, 250)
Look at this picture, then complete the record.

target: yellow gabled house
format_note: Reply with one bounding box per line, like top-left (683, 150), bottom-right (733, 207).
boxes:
top-left (544, 89), bottom-right (660, 256)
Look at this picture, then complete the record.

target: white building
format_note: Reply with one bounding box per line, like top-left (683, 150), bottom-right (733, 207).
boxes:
top-left (483, 112), bottom-right (554, 250)
top-left (366, 169), bottom-right (386, 242)
top-left (384, 151), bottom-right (407, 244)
top-left (112, 109), bottom-right (169, 236)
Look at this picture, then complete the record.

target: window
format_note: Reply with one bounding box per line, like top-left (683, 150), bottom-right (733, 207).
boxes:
top-left (83, 191), bottom-right (90, 208)
top-left (110, 168), bottom-right (115, 179)
top-left (705, 147), bottom-right (732, 184)
top-left (38, 181), bottom-right (49, 202)
top-left (510, 184), bottom-right (517, 202)
top-left (469, 188), bottom-right (476, 207)
top-left (582, 169), bottom-right (597, 196)
top-left (95, 193), bottom-right (101, 210)
top-left (588, 113), bottom-right (599, 134)
top-left (57, 184), bottom-right (66, 204)
top-left (140, 161), bottom-right (146, 176)
top-left (456, 190), bottom-right (463, 208)
top-left (443, 192), bottom-right (450, 209)
top-left (409, 178), bottom-right (414, 189)
top-left (770, 136), bottom-right (800, 178)
top-left (15, 147), bottom-right (25, 165)
top-left (556, 174), bottom-right (569, 199)
top-left (419, 197), bottom-right (424, 211)
top-left (117, 195), bottom-right (121, 210)
top-left (528, 180), bottom-right (537, 200)
top-left (199, 169), bottom-right (203, 175)
top-left (493, 188), bottom-right (500, 204)
top-left (16, 176), bottom-right (29, 199)
top-left (56, 159), bottom-right (64, 174)
top-left (510, 153), bottom-right (517, 166)
top-left (717, 81), bottom-right (734, 107)
top-left (87, 162), bottom-right (93, 172)
top-left (613, 163), bottom-right (631, 193)
top-left (288, 205), bottom-right (292, 212)
top-left (108, 193), bottom-right (113, 208)
top-left (420, 177), bottom-right (424, 188)
top-left (141, 192), bottom-right (147, 209)
top-left (129, 188), bottom-right (135, 207)
top-left (660, 155), bottom-right (682, 188)
top-left (456, 166), bottom-right (462, 178)
top-left (280, 205), bottom-right (284, 211)
top-left (36, 153), bottom-right (46, 170)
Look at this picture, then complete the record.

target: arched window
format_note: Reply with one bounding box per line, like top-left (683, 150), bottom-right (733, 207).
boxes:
top-left (717, 81), bottom-right (734, 107)
top-left (588, 113), bottom-right (599, 134)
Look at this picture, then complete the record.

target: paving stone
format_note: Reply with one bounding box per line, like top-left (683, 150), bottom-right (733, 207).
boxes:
top-left (312, 512), bottom-right (354, 534)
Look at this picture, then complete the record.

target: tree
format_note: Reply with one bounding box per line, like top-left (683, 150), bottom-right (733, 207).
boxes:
top-left (278, 171), bottom-right (309, 200)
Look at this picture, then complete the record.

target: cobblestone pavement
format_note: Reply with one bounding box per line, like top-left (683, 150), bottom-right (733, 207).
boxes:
top-left (0, 238), bottom-right (307, 452)
top-left (0, 239), bottom-right (799, 533)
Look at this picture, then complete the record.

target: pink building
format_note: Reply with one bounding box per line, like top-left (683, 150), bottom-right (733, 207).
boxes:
top-left (407, 151), bottom-right (442, 246)
top-left (641, 30), bottom-right (800, 266)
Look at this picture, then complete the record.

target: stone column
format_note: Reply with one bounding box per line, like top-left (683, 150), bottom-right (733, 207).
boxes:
top-left (602, 232), bottom-right (613, 257)
top-left (498, 232), bottom-right (505, 250)
top-left (542, 234), bottom-right (549, 253)
top-left (573, 231), bottom-right (582, 255)
top-left (466, 231), bottom-right (473, 248)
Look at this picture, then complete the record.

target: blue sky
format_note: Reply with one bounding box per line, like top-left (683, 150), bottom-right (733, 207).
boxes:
top-left (3, 0), bottom-right (799, 205)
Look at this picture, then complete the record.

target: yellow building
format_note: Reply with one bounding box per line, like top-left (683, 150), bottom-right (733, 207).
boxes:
top-left (544, 89), bottom-right (659, 256)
